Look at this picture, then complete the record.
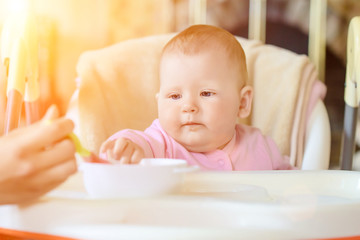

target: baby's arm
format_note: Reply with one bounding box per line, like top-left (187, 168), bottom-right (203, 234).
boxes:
top-left (100, 138), bottom-right (144, 164)
top-left (99, 120), bottom-right (168, 164)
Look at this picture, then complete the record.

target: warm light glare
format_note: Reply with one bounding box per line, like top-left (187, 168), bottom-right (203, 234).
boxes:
top-left (5, 0), bottom-right (29, 15)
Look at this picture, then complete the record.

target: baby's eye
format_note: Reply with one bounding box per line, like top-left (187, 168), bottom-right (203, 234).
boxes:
top-left (169, 93), bottom-right (181, 100)
top-left (200, 91), bottom-right (214, 97)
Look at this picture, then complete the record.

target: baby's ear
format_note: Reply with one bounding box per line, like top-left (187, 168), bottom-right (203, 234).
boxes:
top-left (237, 86), bottom-right (253, 119)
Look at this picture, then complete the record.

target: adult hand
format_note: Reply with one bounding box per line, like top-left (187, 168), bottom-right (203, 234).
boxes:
top-left (0, 105), bottom-right (76, 204)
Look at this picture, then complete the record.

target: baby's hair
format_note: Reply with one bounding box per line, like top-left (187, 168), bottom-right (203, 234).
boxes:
top-left (161, 24), bottom-right (248, 85)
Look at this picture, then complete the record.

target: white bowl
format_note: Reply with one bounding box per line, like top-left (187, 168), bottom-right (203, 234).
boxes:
top-left (80, 158), bottom-right (196, 198)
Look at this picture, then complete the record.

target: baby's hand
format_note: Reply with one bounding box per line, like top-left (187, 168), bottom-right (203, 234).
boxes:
top-left (100, 138), bottom-right (144, 164)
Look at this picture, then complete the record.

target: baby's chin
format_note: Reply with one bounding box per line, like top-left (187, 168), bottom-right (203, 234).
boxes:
top-left (179, 141), bottom-right (223, 153)
top-left (173, 133), bottom-right (233, 153)
top-left (177, 133), bottom-right (237, 152)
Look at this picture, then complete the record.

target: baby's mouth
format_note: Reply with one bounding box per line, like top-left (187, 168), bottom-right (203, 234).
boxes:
top-left (182, 122), bottom-right (203, 131)
top-left (183, 122), bottom-right (201, 126)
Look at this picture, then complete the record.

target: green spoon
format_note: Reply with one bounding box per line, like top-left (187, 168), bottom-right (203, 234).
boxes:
top-left (68, 133), bottom-right (109, 164)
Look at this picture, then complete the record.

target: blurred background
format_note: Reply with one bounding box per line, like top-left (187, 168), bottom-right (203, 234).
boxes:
top-left (0, 0), bottom-right (359, 167)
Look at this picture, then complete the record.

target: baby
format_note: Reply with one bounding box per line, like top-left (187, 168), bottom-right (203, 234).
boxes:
top-left (100, 24), bottom-right (294, 170)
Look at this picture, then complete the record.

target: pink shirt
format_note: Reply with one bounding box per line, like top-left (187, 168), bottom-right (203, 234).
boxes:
top-left (102, 119), bottom-right (294, 171)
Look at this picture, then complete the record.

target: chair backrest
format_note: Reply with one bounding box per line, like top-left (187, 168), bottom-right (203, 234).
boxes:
top-left (72, 34), bottom-right (319, 167)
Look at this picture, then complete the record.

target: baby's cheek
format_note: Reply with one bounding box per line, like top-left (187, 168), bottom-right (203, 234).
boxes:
top-left (165, 118), bottom-right (179, 132)
top-left (159, 114), bottom-right (172, 129)
top-left (162, 118), bottom-right (181, 139)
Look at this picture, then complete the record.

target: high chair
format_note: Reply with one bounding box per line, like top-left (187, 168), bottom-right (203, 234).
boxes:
top-left (66, 0), bottom-right (331, 170)
top-left (66, 34), bottom-right (329, 170)
top-left (341, 16), bottom-right (360, 170)
top-left (2, 2), bottom-right (360, 240)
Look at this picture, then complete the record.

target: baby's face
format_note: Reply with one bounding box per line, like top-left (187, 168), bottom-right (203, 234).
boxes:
top-left (157, 50), bottom-right (243, 152)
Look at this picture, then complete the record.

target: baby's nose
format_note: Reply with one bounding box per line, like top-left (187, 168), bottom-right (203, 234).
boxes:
top-left (182, 102), bottom-right (198, 113)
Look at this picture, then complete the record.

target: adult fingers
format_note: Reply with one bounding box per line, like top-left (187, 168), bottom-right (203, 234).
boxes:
top-left (13, 117), bottom-right (75, 153)
top-left (24, 158), bottom-right (77, 198)
top-left (3, 158), bottom-right (77, 205)
top-left (28, 138), bottom-right (76, 173)
top-left (41, 104), bottom-right (59, 121)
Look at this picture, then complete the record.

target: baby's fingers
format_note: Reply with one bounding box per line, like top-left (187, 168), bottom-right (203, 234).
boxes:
top-left (117, 142), bottom-right (134, 164)
top-left (113, 138), bottom-right (131, 160)
top-left (100, 139), bottom-right (116, 154)
top-left (102, 138), bottom-right (144, 164)
top-left (114, 140), bottom-right (143, 164)
top-left (130, 146), bottom-right (144, 164)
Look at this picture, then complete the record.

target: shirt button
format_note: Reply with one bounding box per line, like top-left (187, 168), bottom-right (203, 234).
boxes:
top-left (217, 159), bottom-right (224, 166)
